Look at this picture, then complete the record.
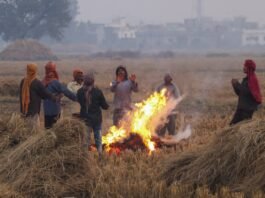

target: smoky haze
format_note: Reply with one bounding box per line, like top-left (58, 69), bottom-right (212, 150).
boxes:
top-left (77, 0), bottom-right (265, 24)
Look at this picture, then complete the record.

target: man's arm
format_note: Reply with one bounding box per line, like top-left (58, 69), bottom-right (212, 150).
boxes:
top-left (35, 80), bottom-right (54, 100)
top-left (99, 90), bottom-right (109, 110)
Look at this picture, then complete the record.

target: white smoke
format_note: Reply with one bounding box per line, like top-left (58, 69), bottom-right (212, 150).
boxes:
top-left (160, 124), bottom-right (192, 145)
top-left (149, 95), bottom-right (185, 135)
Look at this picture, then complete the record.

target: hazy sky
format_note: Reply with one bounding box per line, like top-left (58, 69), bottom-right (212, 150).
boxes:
top-left (77, 0), bottom-right (265, 25)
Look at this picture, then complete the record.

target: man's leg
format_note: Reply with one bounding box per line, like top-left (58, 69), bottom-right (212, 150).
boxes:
top-left (85, 126), bottom-right (92, 149)
top-left (157, 125), bottom-right (167, 137)
top-left (93, 125), bottom-right (102, 154)
top-left (167, 114), bottom-right (177, 136)
top-left (241, 110), bottom-right (254, 120)
top-left (113, 109), bottom-right (125, 127)
top-left (230, 109), bottom-right (244, 125)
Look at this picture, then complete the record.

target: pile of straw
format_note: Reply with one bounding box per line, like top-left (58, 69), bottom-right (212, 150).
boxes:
top-left (0, 114), bottom-right (38, 154)
top-left (162, 120), bottom-right (265, 195)
top-left (0, 40), bottom-right (57, 61)
top-left (0, 117), bottom-right (95, 197)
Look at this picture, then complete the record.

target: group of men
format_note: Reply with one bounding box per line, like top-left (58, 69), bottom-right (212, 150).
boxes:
top-left (19, 62), bottom-right (180, 155)
top-left (19, 59), bottom-right (262, 155)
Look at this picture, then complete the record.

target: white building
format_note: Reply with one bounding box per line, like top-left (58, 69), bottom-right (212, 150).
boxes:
top-left (242, 29), bottom-right (265, 46)
top-left (106, 17), bottom-right (137, 39)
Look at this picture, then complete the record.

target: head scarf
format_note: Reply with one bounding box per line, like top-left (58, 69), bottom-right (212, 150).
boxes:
top-left (21, 63), bottom-right (37, 114)
top-left (244, 59), bottom-right (262, 104)
top-left (83, 72), bottom-right (95, 107)
top-left (73, 69), bottom-right (83, 81)
top-left (115, 65), bottom-right (128, 80)
top-left (43, 61), bottom-right (59, 86)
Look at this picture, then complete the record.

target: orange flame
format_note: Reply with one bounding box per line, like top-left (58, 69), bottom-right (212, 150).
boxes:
top-left (102, 89), bottom-right (167, 153)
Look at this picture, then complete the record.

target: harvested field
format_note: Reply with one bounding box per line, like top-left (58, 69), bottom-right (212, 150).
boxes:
top-left (0, 56), bottom-right (264, 197)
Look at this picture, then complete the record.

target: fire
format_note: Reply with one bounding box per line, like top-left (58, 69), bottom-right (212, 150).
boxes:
top-left (102, 89), bottom-right (167, 153)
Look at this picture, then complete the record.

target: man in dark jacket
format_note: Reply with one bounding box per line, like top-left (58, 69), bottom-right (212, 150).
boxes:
top-left (77, 72), bottom-right (109, 155)
top-left (20, 63), bottom-right (55, 127)
top-left (230, 59), bottom-right (262, 125)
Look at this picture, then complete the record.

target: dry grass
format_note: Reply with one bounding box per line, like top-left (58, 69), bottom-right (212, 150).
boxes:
top-left (162, 120), bottom-right (265, 196)
top-left (0, 56), bottom-right (264, 197)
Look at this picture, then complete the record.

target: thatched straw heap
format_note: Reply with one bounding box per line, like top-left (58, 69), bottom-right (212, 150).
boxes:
top-left (0, 117), bottom-right (94, 197)
top-left (0, 114), bottom-right (38, 154)
top-left (162, 120), bottom-right (265, 195)
top-left (0, 40), bottom-right (57, 61)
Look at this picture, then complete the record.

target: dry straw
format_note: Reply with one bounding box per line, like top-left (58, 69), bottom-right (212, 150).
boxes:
top-left (0, 116), bottom-right (95, 197)
top-left (0, 40), bottom-right (57, 61)
top-left (162, 119), bottom-right (265, 196)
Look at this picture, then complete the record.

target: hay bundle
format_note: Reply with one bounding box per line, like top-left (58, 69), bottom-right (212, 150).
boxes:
top-left (0, 114), bottom-right (38, 154)
top-left (162, 120), bottom-right (265, 195)
top-left (0, 40), bottom-right (57, 61)
top-left (0, 118), bottom-right (94, 197)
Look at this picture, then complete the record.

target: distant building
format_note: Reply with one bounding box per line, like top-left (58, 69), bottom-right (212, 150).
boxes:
top-left (242, 29), bottom-right (265, 46)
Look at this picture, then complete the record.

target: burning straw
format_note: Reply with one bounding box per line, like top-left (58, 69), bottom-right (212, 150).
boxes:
top-left (102, 89), bottom-right (187, 153)
top-left (0, 118), bottom-right (95, 197)
top-left (162, 119), bottom-right (265, 195)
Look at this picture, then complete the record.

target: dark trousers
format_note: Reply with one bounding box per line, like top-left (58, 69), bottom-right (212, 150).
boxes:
top-left (230, 109), bottom-right (254, 125)
top-left (113, 109), bottom-right (126, 127)
top-left (45, 114), bottom-right (60, 129)
top-left (157, 114), bottom-right (177, 137)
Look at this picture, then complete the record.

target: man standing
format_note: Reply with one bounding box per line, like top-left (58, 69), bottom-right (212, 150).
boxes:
top-left (77, 72), bottom-right (109, 155)
top-left (230, 59), bottom-right (262, 125)
top-left (67, 69), bottom-right (84, 94)
top-left (156, 73), bottom-right (180, 137)
top-left (42, 61), bottom-right (76, 129)
top-left (20, 63), bottom-right (55, 127)
top-left (110, 65), bottom-right (138, 126)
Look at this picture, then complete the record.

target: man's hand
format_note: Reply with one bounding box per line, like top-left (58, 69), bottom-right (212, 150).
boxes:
top-left (129, 74), bottom-right (136, 82)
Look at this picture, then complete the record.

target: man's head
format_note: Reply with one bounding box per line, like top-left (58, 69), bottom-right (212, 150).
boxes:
top-left (116, 65), bottom-right (128, 81)
top-left (164, 73), bottom-right (173, 84)
top-left (26, 63), bottom-right (37, 77)
top-left (45, 61), bottom-right (59, 79)
top-left (244, 59), bottom-right (256, 74)
top-left (84, 72), bottom-right (95, 86)
top-left (73, 69), bottom-right (83, 84)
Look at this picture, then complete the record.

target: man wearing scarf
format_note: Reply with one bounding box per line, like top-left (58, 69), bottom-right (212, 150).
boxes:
top-left (156, 73), bottom-right (180, 137)
top-left (230, 59), bottom-right (262, 125)
top-left (42, 61), bottom-right (77, 129)
top-left (67, 69), bottom-right (84, 94)
top-left (110, 65), bottom-right (138, 126)
top-left (77, 72), bottom-right (109, 155)
top-left (20, 63), bottom-right (55, 126)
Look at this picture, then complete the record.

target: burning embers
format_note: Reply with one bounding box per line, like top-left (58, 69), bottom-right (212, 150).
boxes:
top-left (102, 89), bottom-right (191, 154)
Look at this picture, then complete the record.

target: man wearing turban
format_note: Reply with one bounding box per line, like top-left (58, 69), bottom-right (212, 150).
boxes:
top-left (230, 59), bottom-right (262, 125)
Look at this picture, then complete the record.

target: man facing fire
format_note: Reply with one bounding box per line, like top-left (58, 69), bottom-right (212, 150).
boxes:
top-left (156, 73), bottom-right (180, 137)
top-left (110, 65), bottom-right (138, 126)
top-left (230, 59), bottom-right (262, 125)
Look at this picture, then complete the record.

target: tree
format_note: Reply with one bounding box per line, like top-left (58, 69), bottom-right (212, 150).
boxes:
top-left (0, 0), bottom-right (78, 41)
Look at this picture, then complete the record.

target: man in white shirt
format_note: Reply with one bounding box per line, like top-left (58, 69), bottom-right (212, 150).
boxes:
top-left (67, 69), bottom-right (83, 94)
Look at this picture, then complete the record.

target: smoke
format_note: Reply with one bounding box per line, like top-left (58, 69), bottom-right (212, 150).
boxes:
top-left (149, 95), bottom-right (186, 135)
top-left (160, 124), bottom-right (192, 145)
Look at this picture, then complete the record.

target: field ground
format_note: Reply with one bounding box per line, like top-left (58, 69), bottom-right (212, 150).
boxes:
top-left (0, 56), bottom-right (265, 197)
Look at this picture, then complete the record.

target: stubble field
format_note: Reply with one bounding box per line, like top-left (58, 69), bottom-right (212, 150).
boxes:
top-left (0, 56), bottom-right (264, 197)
